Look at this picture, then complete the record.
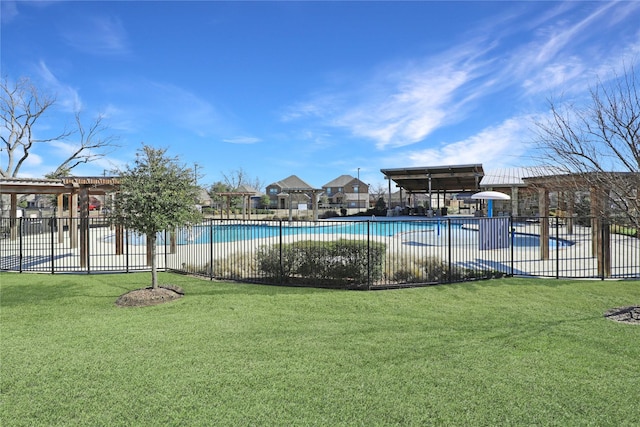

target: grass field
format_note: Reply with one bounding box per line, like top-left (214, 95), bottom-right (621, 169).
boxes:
top-left (1, 273), bottom-right (639, 426)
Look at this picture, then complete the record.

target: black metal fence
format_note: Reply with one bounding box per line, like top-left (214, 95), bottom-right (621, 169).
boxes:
top-left (1, 216), bottom-right (638, 287)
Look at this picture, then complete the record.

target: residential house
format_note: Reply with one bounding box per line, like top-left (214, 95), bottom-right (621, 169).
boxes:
top-left (322, 175), bottom-right (369, 209)
top-left (265, 175), bottom-right (317, 210)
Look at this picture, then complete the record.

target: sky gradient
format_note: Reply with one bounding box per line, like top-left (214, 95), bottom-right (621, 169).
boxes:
top-left (2, 1), bottom-right (639, 189)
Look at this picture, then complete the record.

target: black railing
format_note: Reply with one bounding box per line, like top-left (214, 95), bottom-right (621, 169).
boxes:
top-left (1, 216), bottom-right (638, 286)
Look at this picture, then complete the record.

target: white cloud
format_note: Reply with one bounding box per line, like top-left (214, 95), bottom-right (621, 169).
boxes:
top-left (335, 68), bottom-right (470, 149)
top-left (505, 1), bottom-right (640, 96)
top-left (223, 136), bottom-right (261, 144)
top-left (147, 82), bottom-right (222, 137)
top-left (36, 61), bottom-right (82, 112)
top-left (0, 1), bottom-right (18, 24)
top-left (405, 117), bottom-right (533, 168)
top-left (60, 14), bottom-right (130, 56)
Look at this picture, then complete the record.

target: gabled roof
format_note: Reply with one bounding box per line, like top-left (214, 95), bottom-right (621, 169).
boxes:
top-left (268, 175), bottom-right (315, 190)
top-left (322, 174), bottom-right (355, 188)
top-left (236, 184), bottom-right (258, 194)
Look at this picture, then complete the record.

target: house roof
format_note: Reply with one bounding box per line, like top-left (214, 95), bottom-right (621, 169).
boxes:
top-left (322, 174), bottom-right (355, 188)
top-left (268, 175), bottom-right (316, 190)
top-left (236, 184), bottom-right (259, 194)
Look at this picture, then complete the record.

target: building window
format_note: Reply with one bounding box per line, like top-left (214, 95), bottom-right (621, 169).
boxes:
top-left (269, 188), bottom-right (278, 195)
top-left (338, 187), bottom-right (343, 193)
top-left (326, 188), bottom-right (332, 195)
top-left (353, 185), bottom-right (359, 193)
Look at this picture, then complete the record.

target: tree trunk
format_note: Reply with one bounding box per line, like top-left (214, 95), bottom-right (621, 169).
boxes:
top-left (148, 233), bottom-right (158, 289)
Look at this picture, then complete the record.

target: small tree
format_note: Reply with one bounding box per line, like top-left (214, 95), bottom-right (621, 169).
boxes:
top-left (110, 145), bottom-right (202, 288)
top-left (260, 194), bottom-right (271, 209)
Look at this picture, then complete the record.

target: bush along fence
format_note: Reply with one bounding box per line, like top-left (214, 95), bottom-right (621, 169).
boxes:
top-left (1, 216), bottom-right (638, 287)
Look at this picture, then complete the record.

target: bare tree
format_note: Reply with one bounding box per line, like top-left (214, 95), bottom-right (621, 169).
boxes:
top-left (370, 183), bottom-right (388, 201)
top-left (534, 66), bottom-right (640, 230)
top-left (50, 112), bottom-right (118, 177)
top-left (1, 76), bottom-right (69, 177)
top-left (221, 167), bottom-right (264, 192)
top-left (1, 76), bottom-right (117, 178)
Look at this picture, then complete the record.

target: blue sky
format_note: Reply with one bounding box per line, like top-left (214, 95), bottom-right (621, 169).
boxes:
top-left (2, 1), bottom-right (639, 190)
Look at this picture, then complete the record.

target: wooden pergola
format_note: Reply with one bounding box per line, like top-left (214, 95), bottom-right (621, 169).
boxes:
top-left (380, 164), bottom-right (484, 212)
top-left (280, 187), bottom-right (323, 221)
top-left (523, 173), bottom-right (628, 277)
top-left (1, 176), bottom-right (120, 267)
top-left (215, 191), bottom-right (257, 219)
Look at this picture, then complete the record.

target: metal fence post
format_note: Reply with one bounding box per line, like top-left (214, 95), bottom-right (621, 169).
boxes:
top-left (510, 215), bottom-right (514, 276)
top-left (50, 214), bottom-right (55, 274)
top-left (209, 219), bottom-right (214, 280)
top-left (125, 227), bottom-right (130, 273)
top-left (279, 220), bottom-right (283, 285)
top-left (447, 218), bottom-right (452, 283)
top-left (87, 218), bottom-right (91, 274)
top-left (367, 220), bottom-right (371, 290)
top-left (555, 215), bottom-right (560, 279)
top-left (164, 229), bottom-right (168, 272)
top-left (19, 217), bottom-right (23, 273)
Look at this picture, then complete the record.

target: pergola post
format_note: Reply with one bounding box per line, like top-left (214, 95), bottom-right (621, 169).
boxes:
top-left (115, 224), bottom-right (124, 255)
top-left (57, 194), bottom-right (64, 243)
top-left (242, 195), bottom-right (247, 219)
top-left (566, 191), bottom-right (575, 235)
top-left (538, 187), bottom-right (550, 260)
top-left (312, 190), bottom-right (319, 222)
top-left (288, 193), bottom-right (293, 222)
top-left (9, 193), bottom-right (18, 240)
top-left (590, 187), bottom-right (601, 257)
top-left (70, 192), bottom-right (78, 249)
top-left (79, 187), bottom-right (89, 268)
top-left (511, 186), bottom-right (519, 217)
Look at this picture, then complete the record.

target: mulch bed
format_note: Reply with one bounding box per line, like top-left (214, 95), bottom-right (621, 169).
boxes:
top-left (604, 306), bottom-right (640, 325)
top-left (115, 285), bottom-right (184, 307)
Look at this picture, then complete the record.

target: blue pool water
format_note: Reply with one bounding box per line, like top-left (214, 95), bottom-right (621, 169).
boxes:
top-left (166, 221), bottom-right (575, 248)
top-left (104, 220), bottom-right (574, 248)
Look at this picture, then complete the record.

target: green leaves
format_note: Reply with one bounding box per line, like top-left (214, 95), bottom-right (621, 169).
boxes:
top-left (109, 145), bottom-right (202, 236)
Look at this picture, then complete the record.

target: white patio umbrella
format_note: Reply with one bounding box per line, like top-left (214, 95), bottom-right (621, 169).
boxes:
top-left (471, 191), bottom-right (511, 200)
top-left (471, 191), bottom-right (511, 217)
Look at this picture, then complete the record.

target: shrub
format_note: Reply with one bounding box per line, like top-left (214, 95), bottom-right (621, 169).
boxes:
top-left (320, 210), bottom-right (340, 219)
top-left (385, 254), bottom-right (505, 285)
top-left (256, 239), bottom-right (386, 288)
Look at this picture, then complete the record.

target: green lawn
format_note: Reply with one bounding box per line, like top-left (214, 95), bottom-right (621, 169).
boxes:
top-left (1, 273), bottom-right (639, 426)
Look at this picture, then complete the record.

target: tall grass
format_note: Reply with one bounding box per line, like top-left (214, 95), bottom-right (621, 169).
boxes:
top-left (1, 273), bottom-right (639, 426)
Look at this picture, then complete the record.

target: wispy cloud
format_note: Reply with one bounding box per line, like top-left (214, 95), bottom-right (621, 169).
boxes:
top-left (284, 45), bottom-right (489, 150)
top-left (0, 1), bottom-right (18, 24)
top-left (36, 61), bottom-right (82, 112)
top-left (223, 136), bottom-right (261, 144)
top-left (405, 116), bottom-right (533, 168)
top-left (60, 14), bottom-right (130, 56)
top-left (283, 1), bottom-right (640, 156)
top-left (505, 1), bottom-right (640, 95)
top-left (142, 82), bottom-right (223, 137)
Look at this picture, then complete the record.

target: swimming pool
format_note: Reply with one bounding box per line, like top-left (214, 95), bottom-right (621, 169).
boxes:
top-left (166, 220), bottom-right (575, 248)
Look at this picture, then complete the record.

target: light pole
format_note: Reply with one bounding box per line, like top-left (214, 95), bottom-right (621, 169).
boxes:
top-left (357, 167), bottom-right (361, 213)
